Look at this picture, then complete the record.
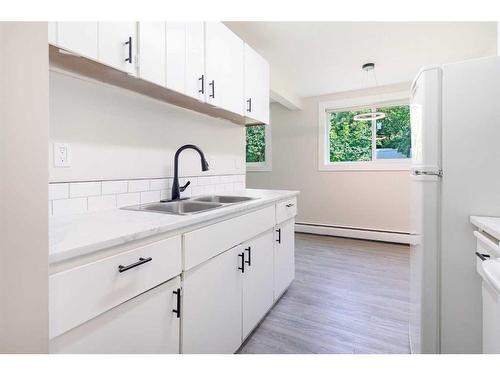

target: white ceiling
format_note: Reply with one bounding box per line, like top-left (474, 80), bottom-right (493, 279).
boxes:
top-left (225, 22), bottom-right (497, 98)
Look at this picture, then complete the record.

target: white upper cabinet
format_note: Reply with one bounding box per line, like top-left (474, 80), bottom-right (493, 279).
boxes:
top-left (137, 22), bottom-right (166, 86)
top-left (244, 43), bottom-right (270, 124)
top-left (185, 22), bottom-right (205, 101)
top-left (165, 22), bottom-right (187, 94)
top-left (98, 22), bottom-right (137, 76)
top-left (56, 22), bottom-right (98, 60)
top-left (205, 22), bottom-right (244, 115)
top-left (48, 22), bottom-right (57, 45)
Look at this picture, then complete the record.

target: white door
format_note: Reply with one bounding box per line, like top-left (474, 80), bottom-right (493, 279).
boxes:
top-left (50, 277), bottom-right (181, 354)
top-left (205, 22), bottom-right (244, 115)
top-left (56, 22), bottom-right (98, 60)
top-left (274, 219), bottom-right (295, 300)
top-left (98, 22), bottom-right (137, 75)
top-left (182, 245), bottom-right (243, 353)
top-left (242, 230), bottom-right (274, 339)
top-left (165, 22), bottom-right (186, 93)
top-left (138, 22), bottom-right (166, 86)
top-left (185, 22), bottom-right (205, 101)
top-left (244, 44), bottom-right (270, 124)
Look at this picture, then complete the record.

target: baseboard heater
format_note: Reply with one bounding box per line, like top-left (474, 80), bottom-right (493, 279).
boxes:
top-left (294, 222), bottom-right (411, 244)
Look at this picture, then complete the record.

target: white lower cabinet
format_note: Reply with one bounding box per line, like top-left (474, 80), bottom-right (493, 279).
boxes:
top-left (182, 245), bottom-right (243, 354)
top-left (274, 219), bottom-right (295, 300)
top-left (50, 276), bottom-right (181, 354)
top-left (242, 230), bottom-right (274, 339)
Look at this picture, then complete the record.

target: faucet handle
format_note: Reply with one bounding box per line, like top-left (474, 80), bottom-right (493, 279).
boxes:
top-left (180, 180), bottom-right (191, 192)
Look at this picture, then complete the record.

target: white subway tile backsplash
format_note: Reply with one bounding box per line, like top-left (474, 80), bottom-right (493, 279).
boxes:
top-left (128, 180), bottom-right (150, 192)
top-left (116, 192), bottom-right (140, 207)
top-left (234, 182), bottom-right (245, 192)
top-left (140, 190), bottom-right (161, 204)
top-left (49, 183), bottom-right (69, 200)
top-left (102, 180), bottom-right (128, 195)
top-left (53, 197), bottom-right (87, 216)
top-left (70, 182), bottom-right (101, 198)
top-left (88, 195), bottom-right (117, 212)
top-left (150, 178), bottom-right (169, 191)
top-left (191, 185), bottom-right (205, 196)
top-left (48, 174), bottom-right (245, 215)
top-left (160, 190), bottom-right (170, 201)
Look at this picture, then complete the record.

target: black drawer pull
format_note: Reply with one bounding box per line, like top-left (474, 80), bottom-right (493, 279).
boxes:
top-left (276, 228), bottom-right (281, 244)
top-left (172, 288), bottom-right (181, 318)
top-left (476, 252), bottom-right (490, 261)
top-left (198, 74), bottom-right (204, 94)
top-left (124, 36), bottom-right (132, 63)
top-left (118, 257), bottom-right (152, 273)
top-left (238, 252), bottom-right (245, 273)
top-left (209, 80), bottom-right (215, 98)
top-left (245, 246), bottom-right (251, 266)
top-left (286, 203), bottom-right (295, 208)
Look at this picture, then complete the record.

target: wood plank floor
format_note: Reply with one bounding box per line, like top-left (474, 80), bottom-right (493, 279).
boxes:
top-left (238, 233), bottom-right (410, 354)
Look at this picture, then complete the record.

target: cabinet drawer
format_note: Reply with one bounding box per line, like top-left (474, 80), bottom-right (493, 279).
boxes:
top-left (183, 206), bottom-right (275, 270)
top-left (50, 235), bottom-right (181, 339)
top-left (474, 230), bottom-right (500, 258)
top-left (276, 197), bottom-right (297, 224)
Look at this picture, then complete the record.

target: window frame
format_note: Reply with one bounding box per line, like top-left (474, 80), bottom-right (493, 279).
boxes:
top-left (318, 92), bottom-right (411, 171)
top-left (246, 123), bottom-right (272, 172)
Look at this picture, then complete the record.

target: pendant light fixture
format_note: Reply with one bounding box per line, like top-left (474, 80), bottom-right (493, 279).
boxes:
top-left (353, 62), bottom-right (386, 122)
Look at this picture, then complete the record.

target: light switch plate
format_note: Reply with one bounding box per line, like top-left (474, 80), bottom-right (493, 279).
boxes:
top-left (53, 143), bottom-right (72, 167)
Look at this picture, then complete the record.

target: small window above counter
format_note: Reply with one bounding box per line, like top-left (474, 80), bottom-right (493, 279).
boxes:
top-left (48, 22), bottom-right (270, 126)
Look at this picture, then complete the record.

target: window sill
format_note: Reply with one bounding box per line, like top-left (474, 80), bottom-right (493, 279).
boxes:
top-left (246, 163), bottom-right (272, 172)
top-left (319, 161), bottom-right (411, 172)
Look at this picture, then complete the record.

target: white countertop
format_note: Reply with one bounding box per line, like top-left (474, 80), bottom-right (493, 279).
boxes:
top-left (49, 189), bottom-right (299, 264)
top-left (470, 215), bottom-right (500, 240)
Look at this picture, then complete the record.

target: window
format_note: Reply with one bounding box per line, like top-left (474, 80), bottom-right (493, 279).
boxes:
top-left (318, 93), bottom-right (411, 171)
top-left (246, 124), bottom-right (272, 171)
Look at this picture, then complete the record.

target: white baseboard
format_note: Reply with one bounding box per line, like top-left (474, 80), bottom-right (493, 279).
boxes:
top-left (295, 223), bottom-right (411, 244)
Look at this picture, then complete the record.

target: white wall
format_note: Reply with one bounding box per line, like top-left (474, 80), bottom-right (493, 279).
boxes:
top-left (49, 71), bottom-right (246, 183)
top-left (247, 83), bottom-right (411, 234)
top-left (0, 22), bottom-right (49, 353)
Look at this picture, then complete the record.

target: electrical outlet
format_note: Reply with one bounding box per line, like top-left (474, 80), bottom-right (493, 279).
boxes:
top-left (53, 143), bottom-right (72, 167)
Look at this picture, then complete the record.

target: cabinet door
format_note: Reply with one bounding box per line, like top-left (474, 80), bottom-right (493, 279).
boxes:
top-left (244, 43), bottom-right (270, 124)
top-left (185, 22), bottom-right (205, 101)
top-left (48, 22), bottom-right (57, 45)
top-left (182, 245), bottom-right (243, 353)
top-left (242, 230), bottom-right (274, 339)
top-left (57, 22), bottom-right (98, 60)
top-left (98, 22), bottom-right (137, 75)
top-left (205, 22), bottom-right (244, 115)
top-left (50, 277), bottom-right (181, 354)
top-left (165, 22), bottom-right (186, 93)
top-left (138, 22), bottom-right (166, 86)
top-left (274, 219), bottom-right (295, 300)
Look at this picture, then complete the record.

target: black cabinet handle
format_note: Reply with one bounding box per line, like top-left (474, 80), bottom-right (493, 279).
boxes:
top-left (246, 98), bottom-right (252, 112)
top-left (198, 75), bottom-right (205, 94)
top-left (286, 203), bottom-right (295, 208)
top-left (276, 228), bottom-right (281, 244)
top-left (209, 80), bottom-right (215, 98)
top-left (476, 252), bottom-right (490, 261)
top-left (245, 246), bottom-right (251, 266)
top-left (238, 252), bottom-right (245, 273)
top-left (124, 36), bottom-right (132, 63)
top-left (172, 288), bottom-right (181, 318)
top-left (118, 257), bottom-right (152, 273)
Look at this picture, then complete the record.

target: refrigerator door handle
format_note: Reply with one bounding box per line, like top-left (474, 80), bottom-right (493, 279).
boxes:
top-left (412, 170), bottom-right (443, 177)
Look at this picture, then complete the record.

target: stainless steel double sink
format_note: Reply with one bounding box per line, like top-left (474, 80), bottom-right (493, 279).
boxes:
top-left (122, 195), bottom-right (257, 215)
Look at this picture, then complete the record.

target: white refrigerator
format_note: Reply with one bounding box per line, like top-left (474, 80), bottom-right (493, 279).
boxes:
top-left (409, 56), bottom-right (500, 354)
